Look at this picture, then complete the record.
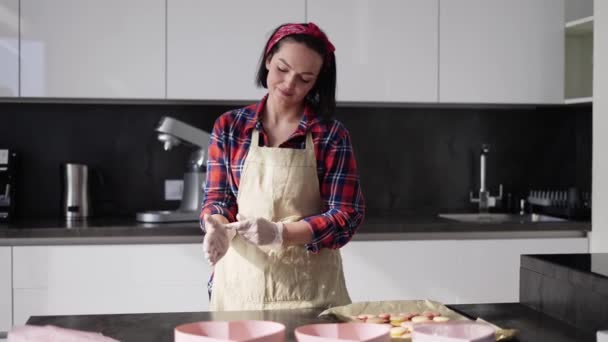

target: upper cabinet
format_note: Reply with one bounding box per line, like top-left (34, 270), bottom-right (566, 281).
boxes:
top-left (565, 0), bottom-right (593, 22)
top-left (564, 0), bottom-right (593, 104)
top-left (307, 0), bottom-right (439, 103)
top-left (0, 0), bottom-right (19, 97)
top-left (167, 0), bottom-right (304, 101)
top-left (5, 0), bottom-right (567, 104)
top-left (20, 0), bottom-right (165, 99)
top-left (439, 0), bottom-right (565, 104)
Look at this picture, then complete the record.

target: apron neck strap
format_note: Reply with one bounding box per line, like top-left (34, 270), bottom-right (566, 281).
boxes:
top-left (251, 129), bottom-right (314, 150)
top-left (305, 131), bottom-right (314, 151)
top-left (251, 129), bottom-right (260, 148)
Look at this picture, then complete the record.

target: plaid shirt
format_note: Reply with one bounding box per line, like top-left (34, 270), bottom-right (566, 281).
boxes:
top-left (200, 95), bottom-right (365, 252)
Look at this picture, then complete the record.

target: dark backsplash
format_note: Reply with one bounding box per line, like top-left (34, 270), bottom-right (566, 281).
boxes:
top-left (0, 101), bottom-right (591, 219)
top-left (344, 105), bottom-right (591, 216)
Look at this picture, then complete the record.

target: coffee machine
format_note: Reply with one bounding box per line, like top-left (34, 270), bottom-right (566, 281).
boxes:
top-left (0, 149), bottom-right (17, 222)
top-left (136, 117), bottom-right (211, 223)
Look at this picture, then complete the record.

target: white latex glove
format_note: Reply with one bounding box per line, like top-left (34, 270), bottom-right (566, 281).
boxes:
top-left (202, 214), bottom-right (229, 266)
top-left (225, 214), bottom-right (284, 246)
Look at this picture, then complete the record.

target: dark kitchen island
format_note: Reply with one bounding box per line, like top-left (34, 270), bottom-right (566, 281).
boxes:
top-left (24, 303), bottom-right (596, 342)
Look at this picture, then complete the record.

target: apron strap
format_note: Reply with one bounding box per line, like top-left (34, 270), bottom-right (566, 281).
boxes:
top-left (252, 128), bottom-right (314, 152)
top-left (305, 131), bottom-right (314, 151)
top-left (251, 129), bottom-right (260, 148)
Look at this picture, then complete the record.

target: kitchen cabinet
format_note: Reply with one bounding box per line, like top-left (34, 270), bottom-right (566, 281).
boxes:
top-left (307, 0), bottom-right (439, 103)
top-left (9, 0), bottom-right (568, 104)
top-left (0, 247), bottom-right (11, 335)
top-left (564, 4), bottom-right (593, 104)
top-left (565, 0), bottom-right (593, 23)
top-left (439, 0), bottom-right (564, 104)
top-left (167, 0), bottom-right (304, 101)
top-left (20, 0), bottom-right (165, 98)
top-left (341, 237), bottom-right (588, 304)
top-left (12, 244), bottom-right (210, 325)
top-left (0, 0), bottom-right (18, 97)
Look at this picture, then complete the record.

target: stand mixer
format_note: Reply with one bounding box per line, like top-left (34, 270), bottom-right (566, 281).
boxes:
top-left (136, 117), bottom-right (211, 223)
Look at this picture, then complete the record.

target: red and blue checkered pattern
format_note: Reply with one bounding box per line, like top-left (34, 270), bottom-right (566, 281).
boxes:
top-left (200, 95), bottom-right (365, 253)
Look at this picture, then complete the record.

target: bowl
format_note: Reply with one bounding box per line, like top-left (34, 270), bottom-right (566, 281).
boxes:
top-left (174, 320), bottom-right (286, 342)
top-left (294, 323), bottom-right (390, 342)
top-left (412, 322), bottom-right (495, 342)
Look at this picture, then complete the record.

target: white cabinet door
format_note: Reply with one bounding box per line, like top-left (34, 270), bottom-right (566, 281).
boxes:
top-left (167, 0), bottom-right (304, 101)
top-left (307, 0), bottom-right (439, 103)
top-left (20, 0), bottom-right (165, 99)
top-left (0, 0), bottom-right (18, 97)
top-left (341, 237), bottom-right (588, 304)
top-left (0, 247), bottom-right (11, 334)
top-left (439, 0), bottom-right (564, 104)
top-left (12, 244), bottom-right (211, 325)
top-left (565, 0), bottom-right (593, 22)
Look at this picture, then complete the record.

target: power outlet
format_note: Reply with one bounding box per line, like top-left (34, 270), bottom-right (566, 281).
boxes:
top-left (164, 179), bottom-right (183, 201)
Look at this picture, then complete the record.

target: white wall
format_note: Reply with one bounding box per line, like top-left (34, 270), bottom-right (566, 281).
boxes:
top-left (592, 0), bottom-right (608, 252)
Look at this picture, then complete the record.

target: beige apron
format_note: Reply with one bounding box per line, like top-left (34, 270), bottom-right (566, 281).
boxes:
top-left (209, 129), bottom-right (351, 311)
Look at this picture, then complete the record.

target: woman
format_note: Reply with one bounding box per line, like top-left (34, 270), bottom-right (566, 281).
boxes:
top-left (200, 22), bottom-right (365, 311)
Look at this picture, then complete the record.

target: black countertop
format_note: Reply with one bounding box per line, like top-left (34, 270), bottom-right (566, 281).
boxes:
top-left (520, 253), bottom-right (608, 332)
top-left (450, 303), bottom-right (596, 342)
top-left (0, 214), bottom-right (590, 246)
top-left (522, 253), bottom-right (608, 279)
top-left (25, 303), bottom-right (596, 342)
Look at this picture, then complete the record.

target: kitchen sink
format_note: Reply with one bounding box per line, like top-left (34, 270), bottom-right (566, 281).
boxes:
top-left (438, 212), bottom-right (567, 223)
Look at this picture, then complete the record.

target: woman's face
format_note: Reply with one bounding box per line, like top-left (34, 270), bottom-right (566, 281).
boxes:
top-left (265, 40), bottom-right (323, 108)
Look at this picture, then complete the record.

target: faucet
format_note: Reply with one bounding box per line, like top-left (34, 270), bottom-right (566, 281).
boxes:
top-left (470, 144), bottom-right (503, 213)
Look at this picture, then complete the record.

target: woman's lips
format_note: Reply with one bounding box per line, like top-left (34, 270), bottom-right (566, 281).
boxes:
top-left (278, 88), bottom-right (293, 97)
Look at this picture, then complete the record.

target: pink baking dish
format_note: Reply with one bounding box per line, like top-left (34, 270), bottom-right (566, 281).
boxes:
top-left (174, 320), bottom-right (286, 342)
top-left (411, 322), bottom-right (495, 342)
top-left (294, 323), bottom-right (390, 342)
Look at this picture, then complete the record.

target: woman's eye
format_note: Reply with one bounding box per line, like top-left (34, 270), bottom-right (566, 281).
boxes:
top-left (300, 78), bottom-right (311, 84)
top-left (277, 67), bottom-right (287, 73)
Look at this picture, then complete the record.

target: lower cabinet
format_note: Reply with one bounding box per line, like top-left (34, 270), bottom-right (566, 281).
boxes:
top-left (12, 244), bottom-right (211, 325)
top-left (340, 237), bottom-right (589, 304)
top-left (0, 247), bottom-right (11, 335)
top-left (6, 237), bottom-right (590, 325)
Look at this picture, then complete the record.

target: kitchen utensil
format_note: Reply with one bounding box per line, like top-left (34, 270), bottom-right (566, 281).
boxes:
top-left (136, 117), bottom-right (210, 223)
top-left (62, 163), bottom-right (90, 220)
top-left (0, 149), bottom-right (16, 222)
top-left (319, 300), bottom-right (470, 324)
top-left (174, 320), bottom-right (285, 342)
top-left (294, 323), bottom-right (390, 342)
top-left (412, 322), bottom-right (494, 342)
top-left (526, 187), bottom-right (590, 219)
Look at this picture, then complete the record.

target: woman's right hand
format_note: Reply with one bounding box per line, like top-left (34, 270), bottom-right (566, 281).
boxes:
top-left (202, 214), bottom-right (230, 266)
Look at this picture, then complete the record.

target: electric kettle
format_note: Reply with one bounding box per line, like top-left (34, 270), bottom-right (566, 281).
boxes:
top-left (62, 163), bottom-right (90, 220)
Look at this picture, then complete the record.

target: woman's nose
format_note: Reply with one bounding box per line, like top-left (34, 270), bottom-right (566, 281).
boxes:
top-left (285, 74), bottom-right (296, 88)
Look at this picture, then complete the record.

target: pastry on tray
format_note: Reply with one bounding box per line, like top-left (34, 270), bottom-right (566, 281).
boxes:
top-left (319, 300), bottom-right (517, 341)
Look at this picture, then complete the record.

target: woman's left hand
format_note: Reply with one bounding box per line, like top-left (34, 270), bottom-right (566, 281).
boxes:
top-left (225, 214), bottom-right (284, 246)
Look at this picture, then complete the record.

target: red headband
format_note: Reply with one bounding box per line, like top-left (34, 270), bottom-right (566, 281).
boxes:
top-left (265, 22), bottom-right (335, 60)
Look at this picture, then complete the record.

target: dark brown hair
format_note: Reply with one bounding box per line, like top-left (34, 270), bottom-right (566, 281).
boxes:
top-left (255, 23), bottom-right (337, 120)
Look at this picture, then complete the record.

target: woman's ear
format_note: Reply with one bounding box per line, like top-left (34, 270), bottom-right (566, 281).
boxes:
top-left (265, 55), bottom-right (272, 70)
